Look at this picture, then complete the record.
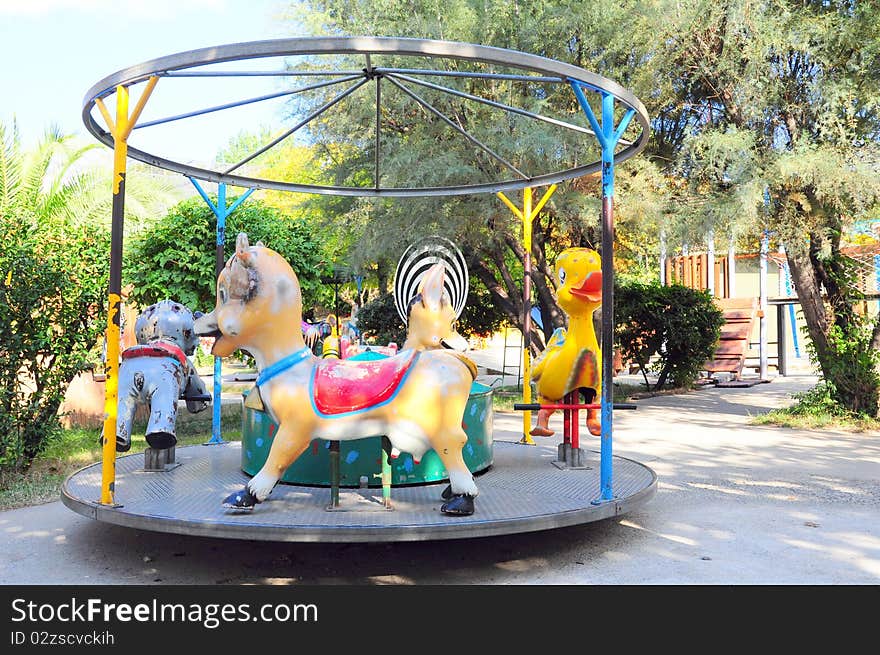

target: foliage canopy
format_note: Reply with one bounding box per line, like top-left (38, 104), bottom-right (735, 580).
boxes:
top-left (125, 196), bottom-right (330, 314)
top-left (0, 123), bottom-right (111, 471)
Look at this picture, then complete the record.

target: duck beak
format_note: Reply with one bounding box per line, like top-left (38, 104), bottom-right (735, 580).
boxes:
top-left (570, 271), bottom-right (602, 302)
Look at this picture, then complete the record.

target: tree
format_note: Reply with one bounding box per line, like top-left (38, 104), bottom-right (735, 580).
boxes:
top-left (646, 0), bottom-right (880, 414)
top-left (125, 195), bottom-right (331, 313)
top-left (281, 0), bottom-right (665, 355)
top-left (0, 123), bottom-right (111, 470)
top-left (281, 1), bottom-right (880, 417)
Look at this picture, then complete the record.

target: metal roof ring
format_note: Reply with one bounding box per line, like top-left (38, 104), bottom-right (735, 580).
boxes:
top-left (82, 36), bottom-right (650, 198)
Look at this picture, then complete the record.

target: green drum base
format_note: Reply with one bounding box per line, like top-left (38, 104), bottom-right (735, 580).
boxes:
top-left (241, 381), bottom-right (494, 487)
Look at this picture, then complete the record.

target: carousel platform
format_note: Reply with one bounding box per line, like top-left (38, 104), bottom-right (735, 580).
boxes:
top-left (62, 440), bottom-right (656, 543)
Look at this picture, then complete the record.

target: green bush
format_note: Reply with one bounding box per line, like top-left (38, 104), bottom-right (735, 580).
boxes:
top-left (356, 293), bottom-right (406, 347)
top-left (458, 278), bottom-right (507, 339)
top-left (124, 196), bottom-right (329, 313)
top-left (804, 321), bottom-right (880, 416)
top-left (616, 282), bottom-right (724, 390)
top-left (784, 381), bottom-right (854, 418)
top-left (0, 210), bottom-right (109, 471)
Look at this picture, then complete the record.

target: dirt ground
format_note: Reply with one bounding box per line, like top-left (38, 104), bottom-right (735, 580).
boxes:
top-left (2, 373), bottom-right (878, 585)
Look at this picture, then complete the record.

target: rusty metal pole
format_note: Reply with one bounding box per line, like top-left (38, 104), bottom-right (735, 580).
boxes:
top-left (94, 77), bottom-right (157, 505)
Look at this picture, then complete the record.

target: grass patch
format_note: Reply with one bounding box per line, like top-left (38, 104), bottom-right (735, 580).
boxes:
top-left (751, 409), bottom-right (880, 431)
top-left (750, 381), bottom-right (880, 432)
top-left (492, 386), bottom-right (525, 411)
top-left (222, 382), bottom-right (253, 394)
top-left (0, 414), bottom-right (243, 511)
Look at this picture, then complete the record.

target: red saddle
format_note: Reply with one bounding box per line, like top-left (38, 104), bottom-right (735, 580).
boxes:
top-left (121, 342), bottom-right (188, 369)
top-left (311, 350), bottom-right (419, 416)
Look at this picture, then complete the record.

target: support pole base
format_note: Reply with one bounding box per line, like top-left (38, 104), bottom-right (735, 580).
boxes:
top-left (553, 444), bottom-right (592, 470)
top-left (143, 446), bottom-right (181, 472)
top-left (324, 490), bottom-right (395, 512)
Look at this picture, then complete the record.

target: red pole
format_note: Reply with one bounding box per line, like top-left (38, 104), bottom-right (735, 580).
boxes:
top-left (562, 391), bottom-right (572, 446)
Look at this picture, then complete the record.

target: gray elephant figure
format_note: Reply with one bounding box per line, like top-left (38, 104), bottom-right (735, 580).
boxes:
top-left (116, 299), bottom-right (210, 452)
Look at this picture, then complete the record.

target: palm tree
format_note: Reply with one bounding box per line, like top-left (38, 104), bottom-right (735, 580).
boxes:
top-left (0, 120), bottom-right (182, 231)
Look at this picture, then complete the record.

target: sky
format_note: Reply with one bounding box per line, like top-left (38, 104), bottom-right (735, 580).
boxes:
top-left (0, 0), bottom-right (298, 164)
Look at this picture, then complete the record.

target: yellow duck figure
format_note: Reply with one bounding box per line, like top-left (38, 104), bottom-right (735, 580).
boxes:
top-left (530, 247), bottom-right (603, 437)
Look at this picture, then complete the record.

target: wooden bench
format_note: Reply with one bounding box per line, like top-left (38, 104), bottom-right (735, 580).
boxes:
top-left (704, 297), bottom-right (759, 380)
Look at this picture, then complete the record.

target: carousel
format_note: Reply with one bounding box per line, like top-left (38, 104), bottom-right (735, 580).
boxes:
top-left (62, 37), bottom-right (656, 542)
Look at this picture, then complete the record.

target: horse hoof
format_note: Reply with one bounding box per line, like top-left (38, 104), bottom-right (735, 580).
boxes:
top-left (529, 427), bottom-right (554, 437)
top-left (441, 484), bottom-right (452, 500)
top-left (115, 438), bottom-right (131, 453)
top-left (223, 487), bottom-right (260, 511)
top-left (441, 494), bottom-right (475, 516)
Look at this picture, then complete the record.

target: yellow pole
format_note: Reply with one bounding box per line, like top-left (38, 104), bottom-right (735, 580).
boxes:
top-left (497, 184), bottom-right (558, 444)
top-left (96, 78), bottom-right (158, 505)
top-left (98, 85), bottom-right (129, 505)
top-left (521, 188), bottom-right (533, 443)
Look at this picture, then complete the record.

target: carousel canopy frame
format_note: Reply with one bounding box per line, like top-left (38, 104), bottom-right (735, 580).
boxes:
top-left (82, 36), bottom-right (650, 197)
top-left (83, 36), bottom-right (651, 509)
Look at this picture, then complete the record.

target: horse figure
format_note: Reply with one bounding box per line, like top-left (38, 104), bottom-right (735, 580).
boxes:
top-left (194, 233), bottom-right (479, 515)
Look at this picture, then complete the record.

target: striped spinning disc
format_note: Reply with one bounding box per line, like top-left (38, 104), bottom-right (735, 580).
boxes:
top-left (394, 236), bottom-right (469, 324)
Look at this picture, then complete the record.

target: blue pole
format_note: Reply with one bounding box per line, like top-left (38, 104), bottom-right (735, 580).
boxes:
top-left (874, 254), bottom-right (880, 294)
top-left (189, 178), bottom-right (254, 445)
top-left (782, 258), bottom-right (800, 358)
top-left (211, 184), bottom-right (227, 445)
top-left (571, 82), bottom-right (633, 503)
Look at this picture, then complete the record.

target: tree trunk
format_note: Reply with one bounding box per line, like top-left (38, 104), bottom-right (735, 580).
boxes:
top-left (783, 235), bottom-right (832, 370)
top-left (500, 229), bottom-right (564, 345)
top-left (467, 240), bottom-right (546, 357)
top-left (376, 258), bottom-right (391, 295)
top-left (531, 217), bottom-right (566, 340)
top-left (784, 230), bottom-right (880, 416)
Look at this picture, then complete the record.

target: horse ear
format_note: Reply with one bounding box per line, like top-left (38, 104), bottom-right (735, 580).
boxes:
top-left (236, 233), bottom-right (250, 253)
top-left (420, 263), bottom-right (445, 312)
top-left (235, 233), bottom-right (252, 265)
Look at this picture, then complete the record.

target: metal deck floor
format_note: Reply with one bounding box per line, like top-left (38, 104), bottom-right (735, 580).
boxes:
top-left (62, 441), bottom-right (656, 542)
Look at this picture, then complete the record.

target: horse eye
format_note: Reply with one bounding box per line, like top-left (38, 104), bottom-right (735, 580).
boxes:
top-left (219, 287), bottom-right (228, 304)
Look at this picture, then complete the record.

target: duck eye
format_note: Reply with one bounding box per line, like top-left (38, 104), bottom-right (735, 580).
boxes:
top-left (558, 268), bottom-right (566, 285)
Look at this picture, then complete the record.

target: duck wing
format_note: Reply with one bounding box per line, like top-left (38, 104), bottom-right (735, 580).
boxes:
top-left (566, 348), bottom-right (599, 393)
top-left (531, 327), bottom-right (566, 382)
